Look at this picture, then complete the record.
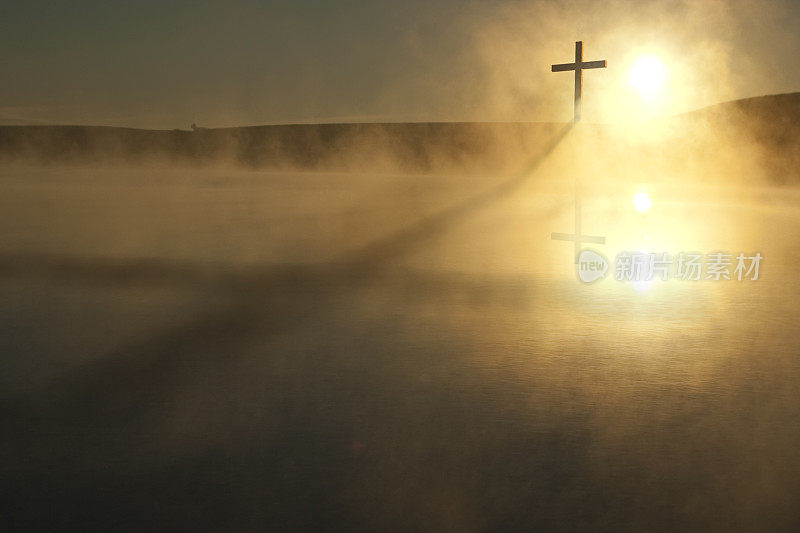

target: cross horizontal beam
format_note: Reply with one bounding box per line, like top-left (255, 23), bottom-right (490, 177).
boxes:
top-left (551, 59), bottom-right (607, 72)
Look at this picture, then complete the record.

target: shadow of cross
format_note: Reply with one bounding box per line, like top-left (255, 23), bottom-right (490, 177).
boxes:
top-left (0, 124), bottom-right (574, 434)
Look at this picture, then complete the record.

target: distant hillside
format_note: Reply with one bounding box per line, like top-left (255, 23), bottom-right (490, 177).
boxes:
top-left (661, 92), bottom-right (800, 184)
top-left (0, 92), bottom-right (798, 177)
top-left (0, 122), bottom-right (564, 175)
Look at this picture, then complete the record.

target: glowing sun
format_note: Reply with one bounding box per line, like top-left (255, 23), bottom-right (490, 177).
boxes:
top-left (629, 56), bottom-right (666, 98)
top-left (633, 191), bottom-right (652, 213)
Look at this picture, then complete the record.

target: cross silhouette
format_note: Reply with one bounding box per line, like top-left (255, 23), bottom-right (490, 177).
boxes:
top-left (551, 41), bottom-right (606, 123)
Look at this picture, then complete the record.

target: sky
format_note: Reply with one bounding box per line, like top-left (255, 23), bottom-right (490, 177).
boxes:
top-left (1, 0), bottom-right (798, 128)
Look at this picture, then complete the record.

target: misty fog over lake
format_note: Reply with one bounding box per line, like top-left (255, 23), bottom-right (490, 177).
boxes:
top-left (2, 94), bottom-right (800, 530)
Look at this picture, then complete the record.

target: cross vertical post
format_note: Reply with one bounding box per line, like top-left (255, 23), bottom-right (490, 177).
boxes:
top-left (574, 40), bottom-right (582, 122)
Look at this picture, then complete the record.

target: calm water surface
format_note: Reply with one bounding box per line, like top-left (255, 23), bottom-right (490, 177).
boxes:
top-left (1, 165), bottom-right (798, 530)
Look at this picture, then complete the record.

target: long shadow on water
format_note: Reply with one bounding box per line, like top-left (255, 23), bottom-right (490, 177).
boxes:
top-left (1, 124), bottom-right (575, 530)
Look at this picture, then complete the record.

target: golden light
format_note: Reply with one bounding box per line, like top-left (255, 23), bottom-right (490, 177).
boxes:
top-left (633, 191), bottom-right (652, 213)
top-left (633, 279), bottom-right (653, 294)
top-left (629, 56), bottom-right (666, 98)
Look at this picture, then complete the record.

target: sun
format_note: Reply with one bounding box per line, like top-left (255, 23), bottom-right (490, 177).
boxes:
top-left (633, 191), bottom-right (652, 213)
top-left (629, 56), bottom-right (666, 98)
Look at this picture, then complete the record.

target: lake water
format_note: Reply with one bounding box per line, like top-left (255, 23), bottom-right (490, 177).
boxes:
top-left (1, 162), bottom-right (798, 530)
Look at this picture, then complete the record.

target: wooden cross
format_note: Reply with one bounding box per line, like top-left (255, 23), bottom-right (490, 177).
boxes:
top-left (551, 41), bottom-right (606, 123)
top-left (550, 41), bottom-right (606, 263)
